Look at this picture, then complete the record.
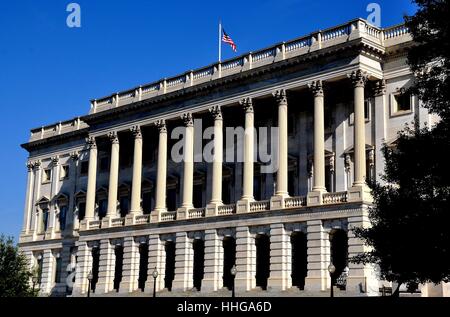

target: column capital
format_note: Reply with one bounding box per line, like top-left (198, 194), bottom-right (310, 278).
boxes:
top-left (348, 70), bottom-right (369, 88)
top-left (209, 105), bottom-right (222, 120)
top-left (181, 113), bottom-right (194, 127)
top-left (86, 136), bottom-right (97, 149)
top-left (308, 80), bottom-right (324, 97)
top-left (33, 160), bottom-right (42, 171)
top-left (155, 119), bottom-right (167, 133)
top-left (373, 79), bottom-right (386, 96)
top-left (26, 161), bottom-right (34, 172)
top-left (51, 155), bottom-right (60, 166)
top-left (240, 97), bottom-right (253, 113)
top-left (70, 151), bottom-right (80, 161)
top-left (130, 125), bottom-right (142, 139)
top-left (272, 89), bottom-right (287, 104)
top-left (108, 131), bottom-right (119, 144)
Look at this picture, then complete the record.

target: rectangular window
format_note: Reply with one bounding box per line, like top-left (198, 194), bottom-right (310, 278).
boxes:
top-left (364, 99), bottom-right (371, 121)
top-left (60, 165), bottom-right (69, 180)
top-left (167, 188), bottom-right (177, 211)
top-left (59, 206), bottom-right (67, 231)
top-left (99, 157), bottom-right (109, 172)
top-left (119, 196), bottom-right (129, 217)
top-left (98, 199), bottom-right (107, 219)
top-left (80, 161), bottom-right (89, 175)
top-left (391, 91), bottom-right (413, 115)
top-left (42, 169), bottom-right (52, 183)
top-left (78, 202), bottom-right (86, 221)
top-left (54, 256), bottom-right (62, 283)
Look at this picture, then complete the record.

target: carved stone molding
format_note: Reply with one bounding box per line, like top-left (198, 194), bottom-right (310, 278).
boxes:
top-left (86, 136), bottom-right (97, 149)
top-left (155, 119), bottom-right (167, 133)
top-left (181, 113), bottom-right (194, 127)
top-left (272, 89), bottom-right (287, 104)
top-left (348, 69), bottom-right (369, 88)
top-left (70, 151), bottom-right (80, 161)
top-left (284, 222), bottom-right (307, 233)
top-left (249, 225), bottom-right (271, 236)
top-left (239, 97), bottom-right (253, 113)
top-left (51, 155), bottom-right (60, 166)
top-left (308, 80), bottom-right (324, 97)
top-left (373, 79), bottom-right (386, 96)
top-left (209, 105), bottom-right (222, 120)
top-left (187, 231), bottom-right (205, 241)
top-left (217, 228), bottom-right (236, 238)
top-left (108, 131), bottom-right (119, 144)
top-left (130, 125), bottom-right (142, 139)
top-left (26, 161), bottom-right (34, 172)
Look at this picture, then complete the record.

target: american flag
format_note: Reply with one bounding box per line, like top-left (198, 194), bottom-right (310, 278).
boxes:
top-left (222, 29), bottom-right (237, 52)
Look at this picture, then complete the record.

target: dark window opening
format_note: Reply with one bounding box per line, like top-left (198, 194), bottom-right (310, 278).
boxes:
top-left (291, 232), bottom-right (307, 290)
top-left (113, 245), bottom-right (124, 292)
top-left (395, 93), bottom-right (411, 112)
top-left (330, 230), bottom-right (348, 285)
top-left (98, 199), bottom-right (107, 219)
top-left (167, 188), bottom-right (177, 211)
top-left (193, 184), bottom-right (203, 208)
top-left (255, 234), bottom-right (270, 290)
top-left (91, 247), bottom-right (100, 292)
top-left (142, 192), bottom-right (152, 215)
top-left (78, 202), bottom-right (86, 221)
top-left (138, 243), bottom-right (149, 291)
top-left (164, 241), bottom-right (176, 291)
top-left (55, 256), bottom-right (63, 283)
top-left (193, 239), bottom-right (205, 291)
top-left (99, 157), bottom-right (109, 172)
top-left (80, 161), bottom-right (89, 175)
top-left (59, 206), bottom-right (67, 231)
top-left (223, 237), bottom-right (236, 290)
top-left (119, 196), bottom-right (129, 217)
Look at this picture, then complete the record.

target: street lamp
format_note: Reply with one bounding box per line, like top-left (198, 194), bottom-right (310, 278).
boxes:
top-left (31, 275), bottom-right (38, 293)
top-left (230, 265), bottom-right (237, 298)
top-left (152, 267), bottom-right (159, 298)
top-left (328, 263), bottom-right (336, 298)
top-left (87, 271), bottom-right (93, 298)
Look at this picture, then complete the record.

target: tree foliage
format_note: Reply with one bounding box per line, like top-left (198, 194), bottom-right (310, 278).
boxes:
top-left (351, 0), bottom-right (450, 295)
top-left (0, 235), bottom-right (37, 297)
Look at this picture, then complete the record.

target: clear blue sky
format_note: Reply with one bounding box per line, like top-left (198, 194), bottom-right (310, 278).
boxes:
top-left (0, 0), bottom-right (416, 242)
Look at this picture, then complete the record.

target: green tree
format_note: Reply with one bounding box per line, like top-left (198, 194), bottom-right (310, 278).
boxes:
top-left (0, 235), bottom-right (37, 297)
top-left (351, 0), bottom-right (450, 296)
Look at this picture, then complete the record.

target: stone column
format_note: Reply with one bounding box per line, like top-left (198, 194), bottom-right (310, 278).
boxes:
top-left (66, 152), bottom-right (79, 231)
top-left (106, 132), bottom-right (120, 221)
top-left (374, 80), bottom-right (387, 185)
top-left (307, 81), bottom-right (326, 207)
top-left (348, 70), bottom-right (371, 201)
top-left (39, 249), bottom-right (55, 295)
top-left (172, 232), bottom-right (194, 291)
top-left (235, 226), bottom-right (256, 291)
top-left (206, 106), bottom-right (223, 216)
top-left (72, 242), bottom-right (92, 296)
top-left (177, 113), bottom-right (194, 219)
top-left (270, 90), bottom-right (289, 209)
top-left (304, 220), bottom-right (329, 292)
top-left (130, 126), bottom-right (143, 214)
top-left (347, 213), bottom-right (379, 295)
top-left (30, 161), bottom-right (42, 237)
top-left (201, 229), bottom-right (223, 292)
top-left (237, 98), bottom-right (254, 213)
top-left (268, 223), bottom-right (291, 291)
top-left (95, 239), bottom-right (115, 294)
top-left (84, 137), bottom-right (97, 222)
top-left (145, 234), bottom-right (166, 294)
top-left (48, 156), bottom-right (60, 238)
top-left (152, 120), bottom-right (168, 222)
top-left (21, 162), bottom-right (35, 235)
top-left (119, 236), bottom-right (139, 294)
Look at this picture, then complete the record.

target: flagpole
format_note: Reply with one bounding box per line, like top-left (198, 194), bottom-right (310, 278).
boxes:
top-left (218, 18), bottom-right (222, 62)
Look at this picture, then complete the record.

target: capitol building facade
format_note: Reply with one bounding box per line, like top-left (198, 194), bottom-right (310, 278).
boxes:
top-left (18, 18), bottom-right (444, 297)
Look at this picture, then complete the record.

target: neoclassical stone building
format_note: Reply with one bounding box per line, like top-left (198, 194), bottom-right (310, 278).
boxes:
top-left (19, 18), bottom-right (441, 297)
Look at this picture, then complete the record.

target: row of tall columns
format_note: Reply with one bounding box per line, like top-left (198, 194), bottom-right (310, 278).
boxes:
top-left (79, 70), bottom-right (370, 226)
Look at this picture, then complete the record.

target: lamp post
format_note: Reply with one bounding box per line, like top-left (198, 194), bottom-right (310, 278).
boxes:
top-left (328, 263), bottom-right (336, 298)
top-left (87, 271), bottom-right (93, 298)
top-left (230, 265), bottom-right (237, 298)
top-left (152, 267), bottom-right (159, 298)
top-left (32, 275), bottom-right (38, 293)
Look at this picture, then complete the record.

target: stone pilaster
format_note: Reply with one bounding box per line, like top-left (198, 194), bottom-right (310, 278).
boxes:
top-left (95, 239), bottom-right (115, 294)
top-left (129, 126), bottom-right (143, 215)
top-left (268, 223), bottom-right (292, 291)
top-left (172, 232), bottom-right (194, 291)
top-left (177, 113), bottom-right (194, 219)
top-left (304, 220), bottom-right (329, 291)
top-left (85, 137), bottom-right (97, 222)
top-left (373, 80), bottom-right (387, 185)
top-left (72, 242), bottom-right (92, 296)
top-left (145, 234), bottom-right (166, 294)
top-left (21, 162), bottom-right (34, 235)
top-left (39, 249), bottom-right (55, 295)
top-left (31, 161), bottom-right (42, 237)
top-left (235, 226), bottom-right (256, 291)
top-left (119, 237), bottom-right (140, 294)
top-left (201, 229), bottom-right (223, 292)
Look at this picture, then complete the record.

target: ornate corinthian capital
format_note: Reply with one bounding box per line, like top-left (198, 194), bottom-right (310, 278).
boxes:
top-left (70, 151), bottom-right (80, 161)
top-left (272, 89), bottom-right (287, 104)
top-left (209, 105), bottom-right (222, 120)
top-left (348, 70), bottom-right (369, 88)
top-left (130, 125), bottom-right (142, 138)
top-left (181, 113), bottom-right (194, 127)
top-left (26, 161), bottom-right (34, 172)
top-left (155, 119), bottom-right (167, 133)
top-left (308, 80), bottom-right (324, 97)
top-left (373, 79), bottom-right (386, 96)
top-left (51, 155), bottom-right (60, 166)
top-left (108, 131), bottom-right (119, 144)
top-left (239, 97), bottom-right (253, 113)
top-left (86, 136), bottom-right (97, 149)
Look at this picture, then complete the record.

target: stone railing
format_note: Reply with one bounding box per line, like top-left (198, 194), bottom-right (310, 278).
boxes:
top-left (87, 18), bottom-right (411, 115)
top-left (218, 204), bottom-right (236, 215)
top-left (323, 191), bottom-right (348, 204)
top-left (188, 208), bottom-right (206, 219)
top-left (160, 211), bottom-right (177, 222)
top-left (135, 214), bottom-right (150, 225)
top-left (88, 220), bottom-right (101, 230)
top-left (29, 117), bottom-right (87, 142)
top-left (111, 217), bottom-right (125, 227)
top-left (285, 196), bottom-right (307, 208)
top-left (249, 200), bottom-right (270, 212)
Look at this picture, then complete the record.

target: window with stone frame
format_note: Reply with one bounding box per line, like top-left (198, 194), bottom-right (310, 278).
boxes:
top-left (54, 253), bottom-right (63, 283)
top-left (60, 165), bottom-right (69, 180)
top-left (80, 161), bottom-right (89, 175)
top-left (42, 168), bottom-right (52, 183)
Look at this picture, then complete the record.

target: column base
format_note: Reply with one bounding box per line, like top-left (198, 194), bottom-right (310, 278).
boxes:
top-left (307, 191), bottom-right (325, 206)
top-left (347, 185), bottom-right (372, 203)
top-left (267, 276), bottom-right (291, 291)
top-left (206, 202), bottom-right (222, 217)
top-left (101, 217), bottom-right (113, 228)
top-left (304, 276), bottom-right (327, 292)
top-left (124, 213), bottom-right (142, 226)
top-left (79, 219), bottom-right (89, 231)
top-left (270, 194), bottom-right (289, 210)
top-left (236, 198), bottom-right (254, 213)
top-left (176, 206), bottom-right (192, 220)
